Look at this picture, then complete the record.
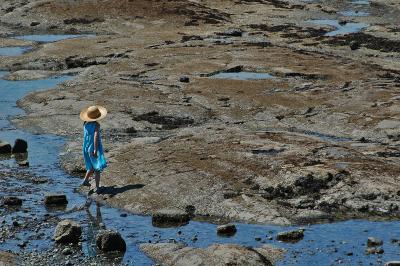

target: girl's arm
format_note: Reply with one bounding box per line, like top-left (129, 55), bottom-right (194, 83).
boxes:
top-left (93, 123), bottom-right (100, 157)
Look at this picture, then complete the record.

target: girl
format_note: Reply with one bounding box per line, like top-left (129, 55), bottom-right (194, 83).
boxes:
top-left (80, 105), bottom-right (108, 193)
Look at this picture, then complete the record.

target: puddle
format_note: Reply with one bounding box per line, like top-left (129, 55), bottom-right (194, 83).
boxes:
top-left (0, 46), bottom-right (32, 56)
top-left (351, 0), bottom-right (370, 5)
top-left (307, 19), bottom-right (368, 36)
top-left (210, 71), bottom-right (275, 80)
top-left (1, 35), bottom-right (400, 266)
top-left (13, 34), bottom-right (94, 43)
top-left (340, 10), bottom-right (370, 17)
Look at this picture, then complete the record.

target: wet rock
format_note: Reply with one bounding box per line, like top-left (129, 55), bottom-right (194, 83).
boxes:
top-left (140, 243), bottom-right (274, 266)
top-left (12, 139), bottom-right (28, 153)
top-left (367, 237), bottom-right (383, 247)
top-left (62, 247), bottom-right (73, 255)
top-left (3, 196), bottom-right (22, 206)
top-left (152, 209), bottom-right (190, 227)
top-left (44, 194), bottom-right (68, 206)
top-left (63, 18), bottom-right (104, 25)
top-left (30, 21), bottom-right (40, 26)
top-left (350, 41), bottom-right (360, 50)
top-left (179, 76), bottom-right (190, 83)
top-left (217, 224), bottom-right (237, 236)
top-left (54, 220), bottom-right (82, 244)
top-left (365, 247), bottom-right (384, 255)
top-left (386, 262), bottom-right (400, 266)
top-left (18, 160), bottom-right (29, 167)
top-left (276, 229), bottom-right (304, 242)
top-left (0, 141), bottom-right (12, 154)
top-left (96, 230), bottom-right (126, 253)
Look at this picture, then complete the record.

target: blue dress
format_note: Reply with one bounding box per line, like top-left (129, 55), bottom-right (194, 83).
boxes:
top-left (83, 122), bottom-right (107, 172)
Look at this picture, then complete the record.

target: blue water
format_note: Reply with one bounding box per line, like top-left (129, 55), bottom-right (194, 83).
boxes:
top-left (340, 10), bottom-right (370, 17)
top-left (0, 35), bottom-right (400, 265)
top-left (211, 72), bottom-right (275, 80)
top-left (13, 34), bottom-right (94, 43)
top-left (308, 19), bottom-right (368, 36)
top-left (0, 46), bottom-right (32, 56)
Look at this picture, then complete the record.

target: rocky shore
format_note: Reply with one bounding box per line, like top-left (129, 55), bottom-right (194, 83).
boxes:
top-left (0, 0), bottom-right (400, 264)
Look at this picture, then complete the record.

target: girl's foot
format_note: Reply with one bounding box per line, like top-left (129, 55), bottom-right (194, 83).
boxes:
top-left (81, 180), bottom-right (90, 187)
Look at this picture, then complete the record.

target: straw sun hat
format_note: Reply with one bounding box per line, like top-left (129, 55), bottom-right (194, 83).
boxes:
top-left (80, 105), bottom-right (108, 122)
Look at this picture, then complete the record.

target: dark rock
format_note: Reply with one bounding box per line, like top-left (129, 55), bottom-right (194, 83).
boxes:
top-left (44, 194), bottom-right (68, 206)
top-left (179, 76), bottom-right (190, 83)
top-left (12, 139), bottom-right (28, 153)
top-left (385, 261), bottom-right (400, 266)
top-left (350, 41), bottom-right (360, 50)
top-left (3, 196), bottom-right (22, 206)
top-left (276, 229), bottom-right (305, 242)
top-left (133, 111), bottom-right (194, 130)
top-left (367, 237), bottom-right (383, 247)
top-left (12, 221), bottom-right (19, 226)
top-left (223, 190), bottom-right (240, 199)
top-left (152, 209), bottom-right (190, 227)
top-left (217, 224), bottom-right (237, 236)
top-left (62, 247), bottom-right (73, 255)
top-left (216, 28), bottom-right (243, 37)
top-left (185, 205), bottom-right (196, 217)
top-left (365, 247), bottom-right (384, 255)
top-left (30, 21), bottom-right (40, 26)
top-left (96, 230), bottom-right (126, 252)
top-left (0, 141), bottom-right (12, 154)
top-left (54, 220), bottom-right (82, 244)
top-left (63, 18), bottom-right (105, 25)
top-left (120, 213), bottom-right (127, 217)
top-left (17, 160), bottom-right (29, 167)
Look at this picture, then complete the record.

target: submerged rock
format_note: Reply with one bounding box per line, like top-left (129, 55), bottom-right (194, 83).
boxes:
top-left (365, 247), bottom-right (384, 255)
top-left (54, 220), bottom-right (82, 244)
top-left (3, 196), bottom-right (22, 206)
top-left (367, 237), bottom-right (383, 247)
top-left (276, 229), bottom-right (304, 242)
top-left (44, 194), bottom-right (68, 206)
top-left (217, 224), bottom-right (237, 236)
top-left (12, 139), bottom-right (28, 153)
top-left (96, 230), bottom-right (126, 252)
top-left (0, 141), bottom-right (12, 154)
top-left (152, 209), bottom-right (190, 227)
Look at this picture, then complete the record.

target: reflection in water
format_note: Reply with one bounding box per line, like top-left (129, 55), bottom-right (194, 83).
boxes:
top-left (85, 201), bottom-right (104, 257)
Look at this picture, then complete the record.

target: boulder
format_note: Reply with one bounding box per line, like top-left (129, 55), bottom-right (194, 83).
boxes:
top-left (96, 230), bottom-right (126, 252)
top-left (0, 141), bottom-right (12, 154)
top-left (12, 139), bottom-right (28, 153)
top-left (54, 220), bottom-right (82, 244)
top-left (276, 229), bottom-right (304, 242)
top-left (140, 243), bottom-right (274, 266)
top-left (217, 224), bottom-right (237, 236)
top-left (3, 196), bottom-right (22, 206)
top-left (44, 194), bottom-right (68, 206)
top-left (152, 209), bottom-right (190, 227)
top-left (367, 237), bottom-right (383, 247)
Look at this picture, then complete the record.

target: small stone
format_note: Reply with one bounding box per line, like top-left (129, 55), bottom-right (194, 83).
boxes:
top-left (179, 76), bottom-right (189, 83)
top-left (0, 141), bottom-right (12, 154)
top-left (217, 224), bottom-right (237, 236)
top-left (3, 196), bottom-right (22, 206)
top-left (96, 230), bottom-right (126, 253)
top-left (12, 139), bottom-right (28, 153)
top-left (62, 247), bottom-right (73, 255)
top-left (18, 160), bottom-right (29, 167)
top-left (120, 213), bottom-right (127, 217)
top-left (44, 194), bottom-right (68, 206)
top-left (54, 220), bottom-right (82, 244)
top-left (255, 237), bottom-right (262, 241)
top-left (30, 22), bottom-right (40, 26)
top-left (277, 229), bottom-right (305, 242)
top-left (367, 237), bottom-right (383, 247)
top-left (365, 247), bottom-right (384, 255)
top-left (346, 252), bottom-right (353, 256)
top-left (13, 221), bottom-right (19, 227)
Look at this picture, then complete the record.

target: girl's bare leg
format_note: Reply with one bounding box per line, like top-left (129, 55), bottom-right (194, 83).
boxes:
top-left (94, 171), bottom-right (101, 191)
top-left (83, 169), bottom-right (94, 185)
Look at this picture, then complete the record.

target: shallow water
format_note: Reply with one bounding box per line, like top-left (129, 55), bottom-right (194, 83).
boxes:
top-left (308, 19), bottom-right (368, 36)
top-left (0, 46), bottom-right (32, 56)
top-left (340, 10), bottom-right (370, 17)
top-left (0, 35), bottom-right (400, 265)
top-left (13, 34), bottom-right (94, 43)
top-left (210, 71), bottom-right (275, 80)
